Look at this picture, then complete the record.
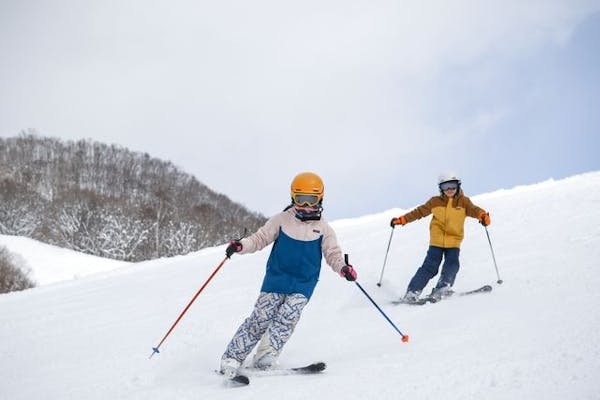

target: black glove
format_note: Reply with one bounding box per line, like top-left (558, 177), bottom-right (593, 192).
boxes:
top-left (226, 240), bottom-right (243, 258)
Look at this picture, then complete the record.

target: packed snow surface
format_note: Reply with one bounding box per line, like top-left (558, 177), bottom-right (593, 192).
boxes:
top-left (1, 172), bottom-right (599, 399)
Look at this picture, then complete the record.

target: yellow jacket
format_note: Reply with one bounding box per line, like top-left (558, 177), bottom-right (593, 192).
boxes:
top-left (402, 190), bottom-right (485, 248)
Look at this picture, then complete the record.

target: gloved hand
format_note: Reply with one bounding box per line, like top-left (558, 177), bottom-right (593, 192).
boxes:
top-left (340, 265), bottom-right (357, 281)
top-left (390, 216), bottom-right (407, 228)
top-left (225, 240), bottom-right (243, 258)
top-left (478, 211), bottom-right (491, 227)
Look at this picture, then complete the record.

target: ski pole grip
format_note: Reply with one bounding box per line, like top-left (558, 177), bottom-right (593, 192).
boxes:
top-left (344, 253), bottom-right (349, 265)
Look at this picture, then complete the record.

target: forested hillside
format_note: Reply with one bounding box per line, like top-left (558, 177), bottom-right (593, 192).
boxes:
top-left (0, 133), bottom-right (265, 262)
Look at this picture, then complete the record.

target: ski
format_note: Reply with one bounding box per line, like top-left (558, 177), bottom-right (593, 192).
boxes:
top-left (216, 370), bottom-right (250, 386)
top-left (391, 297), bottom-right (428, 306)
top-left (459, 285), bottom-right (493, 296)
top-left (216, 361), bottom-right (325, 386)
top-left (242, 361), bottom-right (327, 377)
top-left (427, 284), bottom-right (493, 303)
top-left (228, 374), bottom-right (250, 386)
top-left (392, 285), bottom-right (493, 306)
top-left (290, 361), bottom-right (327, 374)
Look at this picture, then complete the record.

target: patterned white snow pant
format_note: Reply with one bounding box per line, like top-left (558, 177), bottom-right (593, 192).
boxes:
top-left (222, 292), bottom-right (309, 365)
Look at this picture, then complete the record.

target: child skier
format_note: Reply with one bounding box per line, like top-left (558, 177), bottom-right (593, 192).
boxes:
top-left (390, 172), bottom-right (490, 302)
top-left (219, 171), bottom-right (358, 377)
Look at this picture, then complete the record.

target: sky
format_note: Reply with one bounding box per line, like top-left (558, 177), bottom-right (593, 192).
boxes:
top-left (1, 0), bottom-right (600, 220)
top-left (1, 172), bottom-right (599, 399)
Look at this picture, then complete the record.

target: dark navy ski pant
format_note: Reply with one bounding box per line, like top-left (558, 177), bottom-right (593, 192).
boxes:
top-left (407, 246), bottom-right (460, 293)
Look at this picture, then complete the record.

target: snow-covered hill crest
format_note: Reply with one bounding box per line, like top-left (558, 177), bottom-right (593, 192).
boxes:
top-left (1, 171), bottom-right (599, 400)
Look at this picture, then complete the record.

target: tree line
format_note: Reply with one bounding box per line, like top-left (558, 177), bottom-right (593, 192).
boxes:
top-left (0, 132), bottom-right (266, 263)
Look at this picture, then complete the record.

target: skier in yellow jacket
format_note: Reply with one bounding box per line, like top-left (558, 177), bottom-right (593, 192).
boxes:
top-left (390, 173), bottom-right (491, 302)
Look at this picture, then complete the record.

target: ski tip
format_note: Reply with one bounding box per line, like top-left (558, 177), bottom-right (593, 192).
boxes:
top-left (402, 335), bottom-right (410, 343)
top-left (231, 375), bottom-right (250, 386)
top-left (291, 361), bottom-right (327, 373)
top-left (310, 361), bottom-right (327, 372)
top-left (216, 370), bottom-right (250, 386)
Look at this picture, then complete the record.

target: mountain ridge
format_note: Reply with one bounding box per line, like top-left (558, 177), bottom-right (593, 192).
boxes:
top-left (0, 133), bottom-right (266, 263)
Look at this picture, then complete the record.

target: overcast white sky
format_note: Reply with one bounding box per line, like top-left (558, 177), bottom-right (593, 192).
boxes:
top-left (1, 1), bottom-right (599, 219)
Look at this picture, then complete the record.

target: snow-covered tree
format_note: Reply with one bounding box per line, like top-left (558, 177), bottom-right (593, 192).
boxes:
top-left (0, 177), bottom-right (44, 236)
top-left (0, 133), bottom-right (266, 261)
top-left (0, 245), bottom-right (35, 293)
top-left (94, 210), bottom-right (150, 261)
top-left (161, 221), bottom-right (198, 257)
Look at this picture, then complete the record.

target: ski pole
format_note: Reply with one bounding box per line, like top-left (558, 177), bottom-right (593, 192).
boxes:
top-left (376, 227), bottom-right (395, 287)
top-left (346, 254), bottom-right (409, 343)
top-left (483, 226), bottom-right (503, 284)
top-left (150, 256), bottom-right (229, 358)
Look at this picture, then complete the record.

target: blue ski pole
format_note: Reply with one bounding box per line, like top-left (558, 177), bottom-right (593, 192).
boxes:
top-left (346, 254), bottom-right (409, 343)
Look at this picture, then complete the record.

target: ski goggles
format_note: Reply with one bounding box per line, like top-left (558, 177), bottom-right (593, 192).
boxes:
top-left (440, 181), bottom-right (459, 191)
top-left (292, 193), bottom-right (321, 207)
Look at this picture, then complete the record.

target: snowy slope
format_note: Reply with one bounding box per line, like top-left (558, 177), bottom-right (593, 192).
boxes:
top-left (1, 172), bottom-right (599, 400)
top-left (0, 235), bottom-right (130, 286)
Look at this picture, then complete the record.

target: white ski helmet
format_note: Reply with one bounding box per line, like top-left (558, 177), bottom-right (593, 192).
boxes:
top-left (438, 171), bottom-right (461, 193)
top-left (438, 172), bottom-right (461, 185)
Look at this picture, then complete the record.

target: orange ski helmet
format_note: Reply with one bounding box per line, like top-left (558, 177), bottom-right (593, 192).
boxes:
top-left (290, 172), bottom-right (324, 206)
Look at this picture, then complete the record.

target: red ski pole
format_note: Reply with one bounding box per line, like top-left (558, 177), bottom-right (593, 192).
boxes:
top-left (150, 256), bottom-right (229, 358)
